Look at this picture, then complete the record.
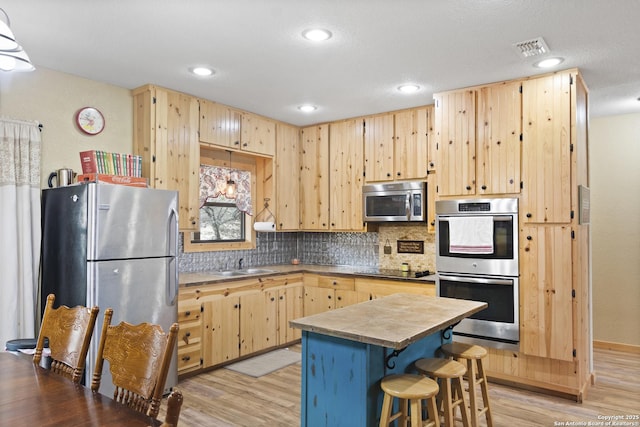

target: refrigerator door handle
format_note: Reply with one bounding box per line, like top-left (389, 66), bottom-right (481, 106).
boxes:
top-left (167, 257), bottom-right (178, 306)
top-left (167, 207), bottom-right (178, 258)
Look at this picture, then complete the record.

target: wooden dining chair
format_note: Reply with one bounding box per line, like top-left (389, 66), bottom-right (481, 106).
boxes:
top-left (91, 308), bottom-right (179, 420)
top-left (34, 294), bottom-right (99, 383)
top-left (161, 388), bottom-right (184, 427)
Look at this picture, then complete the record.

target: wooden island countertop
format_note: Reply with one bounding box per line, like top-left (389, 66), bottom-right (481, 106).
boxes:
top-left (290, 293), bottom-right (487, 350)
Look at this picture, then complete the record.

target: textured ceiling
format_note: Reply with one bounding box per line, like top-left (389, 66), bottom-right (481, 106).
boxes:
top-left (2, 0), bottom-right (639, 126)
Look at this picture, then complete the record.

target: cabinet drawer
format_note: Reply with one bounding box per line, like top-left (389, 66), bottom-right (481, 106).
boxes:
top-left (178, 345), bottom-right (201, 373)
top-left (178, 302), bottom-right (201, 323)
top-left (178, 321), bottom-right (202, 348)
top-left (318, 276), bottom-right (355, 291)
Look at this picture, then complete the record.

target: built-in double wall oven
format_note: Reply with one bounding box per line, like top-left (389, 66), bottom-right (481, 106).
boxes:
top-left (435, 198), bottom-right (519, 349)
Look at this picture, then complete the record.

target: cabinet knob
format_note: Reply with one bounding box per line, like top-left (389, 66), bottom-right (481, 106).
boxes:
top-left (234, 141), bottom-right (240, 145)
top-left (185, 311), bottom-right (191, 316)
top-left (332, 281), bottom-right (337, 286)
top-left (466, 185), bottom-right (472, 191)
top-left (397, 172), bottom-right (401, 176)
top-left (387, 173), bottom-right (391, 177)
top-left (243, 142), bottom-right (248, 147)
top-left (481, 185), bottom-right (487, 190)
top-left (430, 221), bottom-right (435, 226)
top-left (182, 355), bottom-right (191, 362)
top-left (337, 296), bottom-right (342, 301)
top-left (429, 162), bottom-right (434, 167)
top-left (526, 213), bottom-right (532, 218)
top-left (279, 295), bottom-right (284, 300)
top-left (527, 235), bottom-right (532, 240)
top-left (270, 297), bottom-right (275, 301)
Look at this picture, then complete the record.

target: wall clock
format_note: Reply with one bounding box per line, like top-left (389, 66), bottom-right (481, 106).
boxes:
top-left (76, 107), bottom-right (105, 135)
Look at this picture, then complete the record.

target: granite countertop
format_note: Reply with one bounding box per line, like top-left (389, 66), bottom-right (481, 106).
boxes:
top-left (179, 264), bottom-right (436, 287)
top-left (289, 293), bottom-right (487, 350)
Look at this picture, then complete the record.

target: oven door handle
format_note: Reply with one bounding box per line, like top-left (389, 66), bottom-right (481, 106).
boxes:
top-left (439, 274), bottom-right (513, 285)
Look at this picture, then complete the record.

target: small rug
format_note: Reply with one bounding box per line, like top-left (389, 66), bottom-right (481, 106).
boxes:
top-left (224, 348), bottom-right (301, 378)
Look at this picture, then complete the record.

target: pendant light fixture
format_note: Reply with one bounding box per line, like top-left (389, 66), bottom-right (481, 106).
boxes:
top-left (225, 150), bottom-right (236, 199)
top-left (0, 8), bottom-right (35, 72)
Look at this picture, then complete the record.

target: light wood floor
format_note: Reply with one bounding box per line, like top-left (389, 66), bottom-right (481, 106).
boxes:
top-left (164, 346), bottom-right (639, 426)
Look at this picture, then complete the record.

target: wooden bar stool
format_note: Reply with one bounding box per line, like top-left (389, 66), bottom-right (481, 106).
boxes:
top-left (441, 343), bottom-right (492, 427)
top-left (415, 358), bottom-right (470, 427)
top-left (379, 374), bottom-right (440, 427)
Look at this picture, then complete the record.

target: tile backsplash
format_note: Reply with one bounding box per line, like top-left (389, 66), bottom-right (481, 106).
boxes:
top-left (178, 231), bottom-right (381, 273)
top-left (377, 224), bottom-right (436, 273)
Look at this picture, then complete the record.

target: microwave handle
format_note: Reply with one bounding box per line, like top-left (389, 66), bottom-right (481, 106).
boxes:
top-left (406, 193), bottom-right (411, 220)
top-left (438, 274), bottom-right (513, 286)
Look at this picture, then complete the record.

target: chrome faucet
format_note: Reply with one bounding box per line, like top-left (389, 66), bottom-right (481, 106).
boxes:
top-left (238, 258), bottom-right (244, 270)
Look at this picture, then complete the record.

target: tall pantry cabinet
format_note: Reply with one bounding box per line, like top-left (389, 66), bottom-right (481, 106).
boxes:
top-left (132, 85), bottom-right (200, 231)
top-left (493, 69), bottom-right (591, 401)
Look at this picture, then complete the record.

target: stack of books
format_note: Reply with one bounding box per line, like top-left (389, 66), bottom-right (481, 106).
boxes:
top-left (78, 150), bottom-right (147, 187)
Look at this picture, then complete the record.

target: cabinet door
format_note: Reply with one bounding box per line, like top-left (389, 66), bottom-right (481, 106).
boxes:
top-left (240, 290), bottom-right (278, 355)
top-left (303, 286), bottom-right (333, 316)
top-left (135, 87), bottom-right (200, 231)
top-left (521, 73), bottom-right (572, 223)
top-left (198, 99), bottom-right (241, 148)
top-left (300, 125), bottom-right (330, 230)
top-left (434, 90), bottom-right (476, 196)
top-left (275, 123), bottom-right (300, 230)
top-left (240, 113), bottom-right (276, 156)
top-left (335, 289), bottom-right (369, 309)
top-left (202, 295), bottom-right (240, 367)
top-left (394, 108), bottom-right (429, 180)
top-left (427, 172), bottom-right (437, 233)
top-left (364, 114), bottom-right (394, 182)
top-left (278, 284), bottom-right (304, 344)
top-left (520, 225), bottom-right (573, 361)
top-left (329, 119), bottom-right (365, 231)
top-left (425, 105), bottom-right (436, 172)
top-left (476, 81), bottom-right (522, 195)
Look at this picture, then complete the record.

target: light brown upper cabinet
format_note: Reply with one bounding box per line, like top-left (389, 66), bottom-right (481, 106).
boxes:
top-left (275, 122), bottom-right (301, 231)
top-left (521, 72), bottom-right (572, 224)
top-left (133, 85), bottom-right (200, 231)
top-left (329, 119), bottom-right (365, 231)
top-left (393, 106), bottom-right (434, 180)
top-left (363, 113), bottom-right (394, 182)
top-left (199, 99), bottom-right (276, 156)
top-left (434, 81), bottom-right (521, 197)
top-left (299, 124), bottom-right (330, 230)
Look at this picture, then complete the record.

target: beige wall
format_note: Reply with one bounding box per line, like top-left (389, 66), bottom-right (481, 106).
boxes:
top-left (590, 113), bottom-right (640, 346)
top-left (0, 67), bottom-right (133, 188)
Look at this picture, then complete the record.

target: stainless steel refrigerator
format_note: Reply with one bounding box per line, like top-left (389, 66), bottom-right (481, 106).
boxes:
top-left (40, 183), bottom-right (179, 397)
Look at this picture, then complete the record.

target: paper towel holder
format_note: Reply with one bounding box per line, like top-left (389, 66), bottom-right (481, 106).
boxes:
top-left (255, 198), bottom-right (275, 222)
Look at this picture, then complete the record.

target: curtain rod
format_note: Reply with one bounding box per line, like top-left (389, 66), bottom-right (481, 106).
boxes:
top-left (0, 117), bottom-right (43, 130)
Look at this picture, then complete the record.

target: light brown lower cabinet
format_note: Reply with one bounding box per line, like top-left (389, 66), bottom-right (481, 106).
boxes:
top-left (177, 274), bottom-right (304, 377)
top-left (177, 272), bottom-right (437, 377)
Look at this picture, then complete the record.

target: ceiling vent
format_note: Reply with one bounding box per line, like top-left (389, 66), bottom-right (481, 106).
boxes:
top-left (513, 37), bottom-right (550, 58)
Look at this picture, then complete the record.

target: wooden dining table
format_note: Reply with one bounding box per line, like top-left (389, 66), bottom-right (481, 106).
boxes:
top-left (0, 351), bottom-right (161, 426)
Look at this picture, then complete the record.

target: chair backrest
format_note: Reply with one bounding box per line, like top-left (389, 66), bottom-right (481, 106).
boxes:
top-left (34, 294), bottom-right (99, 383)
top-left (91, 308), bottom-right (179, 419)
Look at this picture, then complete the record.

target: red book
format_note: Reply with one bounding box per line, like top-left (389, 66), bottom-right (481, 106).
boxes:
top-left (79, 150), bottom-right (98, 174)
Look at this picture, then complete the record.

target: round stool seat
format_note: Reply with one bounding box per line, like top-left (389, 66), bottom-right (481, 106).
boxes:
top-left (381, 374), bottom-right (439, 399)
top-left (415, 357), bottom-right (467, 378)
top-left (441, 342), bottom-right (487, 359)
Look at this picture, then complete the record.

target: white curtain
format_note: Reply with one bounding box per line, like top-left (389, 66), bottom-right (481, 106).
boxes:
top-left (0, 118), bottom-right (41, 347)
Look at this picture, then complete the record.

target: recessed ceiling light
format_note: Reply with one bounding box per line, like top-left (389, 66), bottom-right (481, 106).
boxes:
top-left (302, 29), bottom-right (332, 41)
top-left (533, 57), bottom-right (564, 68)
top-left (398, 84), bottom-right (420, 93)
top-left (191, 67), bottom-right (214, 76)
top-left (298, 104), bottom-right (317, 113)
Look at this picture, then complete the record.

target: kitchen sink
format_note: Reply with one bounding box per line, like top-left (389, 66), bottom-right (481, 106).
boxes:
top-left (243, 268), bottom-right (275, 274)
top-left (216, 268), bottom-right (275, 276)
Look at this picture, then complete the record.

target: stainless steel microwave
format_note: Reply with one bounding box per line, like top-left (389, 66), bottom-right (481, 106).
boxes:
top-left (362, 181), bottom-right (426, 222)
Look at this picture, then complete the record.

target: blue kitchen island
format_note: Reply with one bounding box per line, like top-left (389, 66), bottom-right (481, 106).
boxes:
top-left (289, 293), bottom-right (487, 427)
